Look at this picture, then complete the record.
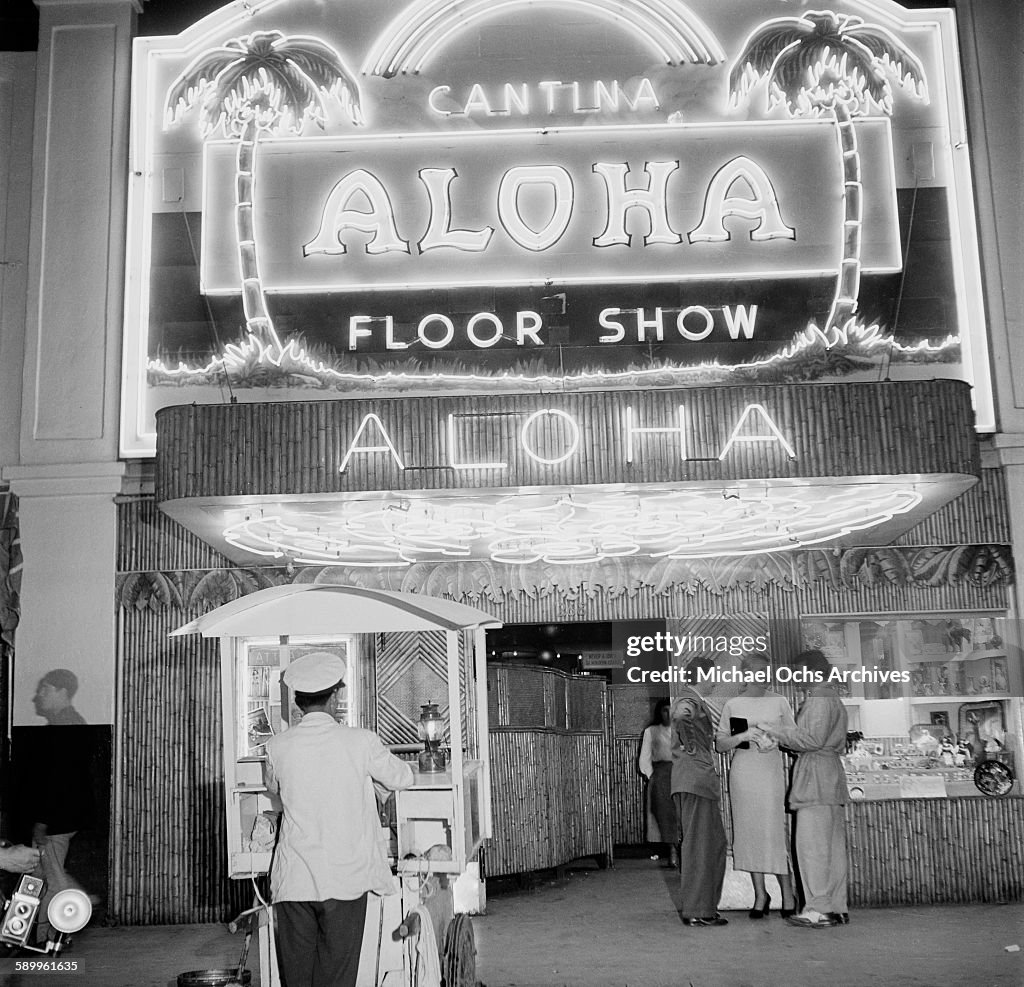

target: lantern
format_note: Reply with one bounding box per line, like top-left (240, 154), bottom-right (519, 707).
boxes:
top-left (417, 700), bottom-right (447, 772)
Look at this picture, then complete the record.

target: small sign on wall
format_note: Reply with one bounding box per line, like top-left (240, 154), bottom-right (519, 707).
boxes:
top-left (898, 774), bottom-right (948, 799)
top-left (581, 651), bottom-right (623, 670)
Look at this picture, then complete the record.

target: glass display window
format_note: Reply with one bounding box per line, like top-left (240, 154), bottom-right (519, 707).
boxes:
top-left (238, 636), bottom-right (355, 761)
top-left (800, 613), bottom-right (1017, 799)
top-left (223, 635), bottom-right (357, 876)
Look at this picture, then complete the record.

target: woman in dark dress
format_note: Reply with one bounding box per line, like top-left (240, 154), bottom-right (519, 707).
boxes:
top-left (639, 699), bottom-right (679, 868)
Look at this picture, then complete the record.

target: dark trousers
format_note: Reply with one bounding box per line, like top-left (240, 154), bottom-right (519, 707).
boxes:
top-left (674, 792), bottom-right (727, 919)
top-left (275, 895), bottom-right (368, 987)
top-left (650, 762), bottom-right (680, 844)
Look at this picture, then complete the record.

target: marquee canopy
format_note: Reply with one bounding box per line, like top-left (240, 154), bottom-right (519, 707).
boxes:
top-left (171, 583), bottom-right (502, 637)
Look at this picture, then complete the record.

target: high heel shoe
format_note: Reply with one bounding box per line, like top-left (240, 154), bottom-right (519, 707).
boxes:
top-left (779, 904), bottom-right (797, 919)
top-left (749, 893), bottom-right (771, 919)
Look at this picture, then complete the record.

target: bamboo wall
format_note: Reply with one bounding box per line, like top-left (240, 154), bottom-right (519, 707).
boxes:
top-left (847, 797), bottom-right (1024, 905)
top-left (611, 736), bottom-right (646, 846)
top-left (487, 732), bottom-right (611, 877)
top-left (895, 466), bottom-right (1010, 546)
top-left (485, 664), bottom-right (612, 876)
top-left (113, 606), bottom-right (252, 924)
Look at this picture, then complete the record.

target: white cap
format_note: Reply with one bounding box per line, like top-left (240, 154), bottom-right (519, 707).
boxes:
top-left (282, 652), bottom-right (346, 694)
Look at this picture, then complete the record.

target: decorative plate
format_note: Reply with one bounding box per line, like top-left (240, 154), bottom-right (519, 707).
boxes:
top-left (973, 759), bottom-right (1014, 797)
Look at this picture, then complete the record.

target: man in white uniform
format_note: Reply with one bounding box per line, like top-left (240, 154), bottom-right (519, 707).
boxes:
top-left (263, 652), bottom-right (414, 986)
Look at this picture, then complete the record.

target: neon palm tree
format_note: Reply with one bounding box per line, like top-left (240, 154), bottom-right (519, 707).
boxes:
top-left (165, 31), bottom-right (363, 358)
top-left (729, 10), bottom-right (926, 334)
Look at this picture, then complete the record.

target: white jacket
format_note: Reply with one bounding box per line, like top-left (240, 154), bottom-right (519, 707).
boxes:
top-left (264, 713), bottom-right (414, 901)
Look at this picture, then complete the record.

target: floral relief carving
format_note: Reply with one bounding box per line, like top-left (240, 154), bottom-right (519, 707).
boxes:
top-left (115, 544), bottom-right (1013, 615)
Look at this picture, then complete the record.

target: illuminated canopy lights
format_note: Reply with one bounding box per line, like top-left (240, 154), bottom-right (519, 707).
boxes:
top-left (362, 0), bottom-right (726, 78)
top-left (219, 482), bottom-right (923, 568)
top-left (147, 320), bottom-right (962, 388)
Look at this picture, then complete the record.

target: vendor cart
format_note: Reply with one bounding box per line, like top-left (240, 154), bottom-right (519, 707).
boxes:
top-left (172, 584), bottom-right (500, 986)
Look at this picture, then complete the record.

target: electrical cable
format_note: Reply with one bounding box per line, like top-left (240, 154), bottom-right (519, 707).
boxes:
top-left (180, 204), bottom-right (236, 403)
top-left (881, 178), bottom-right (920, 382)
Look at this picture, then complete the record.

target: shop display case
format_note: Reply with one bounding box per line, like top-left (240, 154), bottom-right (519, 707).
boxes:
top-left (901, 618), bottom-right (1010, 699)
top-left (801, 614), bottom-right (1019, 799)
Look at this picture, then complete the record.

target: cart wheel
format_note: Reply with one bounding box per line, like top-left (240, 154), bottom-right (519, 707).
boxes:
top-left (441, 913), bottom-right (477, 987)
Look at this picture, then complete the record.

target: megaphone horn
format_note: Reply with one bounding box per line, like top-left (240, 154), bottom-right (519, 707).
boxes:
top-left (47, 889), bottom-right (93, 934)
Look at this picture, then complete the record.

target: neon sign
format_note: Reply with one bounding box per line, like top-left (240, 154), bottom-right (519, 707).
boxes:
top-left (328, 303), bottom-right (760, 352)
top-left (361, 0), bottom-right (727, 77)
top-left (598, 305), bottom-right (758, 343)
top-left (220, 483), bottom-right (923, 567)
top-left (340, 402), bottom-right (797, 474)
top-left (120, 0), bottom-right (995, 458)
top-left (200, 121), bottom-right (901, 295)
top-left (728, 9), bottom-right (927, 333)
top-left (427, 79), bottom-right (661, 118)
top-left (165, 30), bottom-right (365, 355)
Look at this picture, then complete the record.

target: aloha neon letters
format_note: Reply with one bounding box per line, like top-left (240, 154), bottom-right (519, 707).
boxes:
top-left (199, 120), bottom-right (901, 294)
top-left (339, 403), bottom-right (796, 473)
top-left (306, 157), bottom-right (790, 258)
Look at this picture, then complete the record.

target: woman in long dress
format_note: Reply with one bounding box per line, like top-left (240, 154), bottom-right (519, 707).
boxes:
top-left (716, 654), bottom-right (798, 917)
top-left (639, 699), bottom-right (679, 868)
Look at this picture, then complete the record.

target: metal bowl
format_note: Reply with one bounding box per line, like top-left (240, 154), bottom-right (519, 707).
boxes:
top-left (177, 970), bottom-right (252, 987)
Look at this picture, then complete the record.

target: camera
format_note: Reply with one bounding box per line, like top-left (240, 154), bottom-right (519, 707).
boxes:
top-left (0, 876), bottom-right (93, 955)
top-left (0, 874), bottom-right (44, 947)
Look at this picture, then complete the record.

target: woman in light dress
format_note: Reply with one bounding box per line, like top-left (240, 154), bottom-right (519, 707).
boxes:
top-left (716, 654), bottom-right (798, 918)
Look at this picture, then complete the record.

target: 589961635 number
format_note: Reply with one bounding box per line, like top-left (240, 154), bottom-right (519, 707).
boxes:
top-left (13, 959), bottom-right (80, 972)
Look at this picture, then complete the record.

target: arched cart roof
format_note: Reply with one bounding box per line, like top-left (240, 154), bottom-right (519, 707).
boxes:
top-left (170, 584), bottom-right (501, 637)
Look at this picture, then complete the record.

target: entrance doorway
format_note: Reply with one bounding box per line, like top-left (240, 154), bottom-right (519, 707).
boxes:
top-left (484, 620), bottom-right (669, 876)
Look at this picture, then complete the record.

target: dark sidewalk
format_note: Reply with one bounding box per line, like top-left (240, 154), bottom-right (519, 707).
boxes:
top-left (2, 857), bottom-right (1021, 986)
top-left (474, 858), bottom-right (1023, 986)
